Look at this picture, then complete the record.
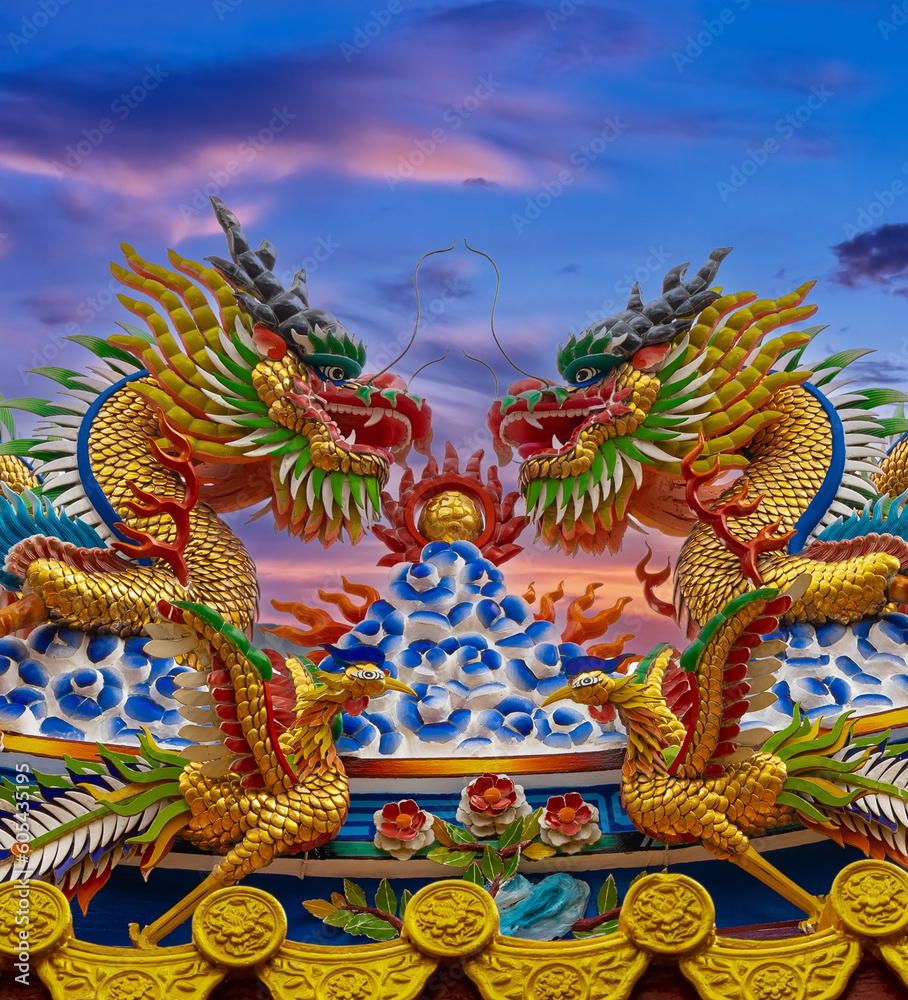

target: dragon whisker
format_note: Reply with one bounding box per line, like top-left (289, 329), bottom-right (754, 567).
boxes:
top-left (366, 239), bottom-right (458, 386)
top-left (463, 238), bottom-right (553, 386)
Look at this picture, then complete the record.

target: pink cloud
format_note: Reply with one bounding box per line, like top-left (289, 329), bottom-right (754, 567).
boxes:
top-left (254, 525), bottom-right (685, 650)
top-left (342, 126), bottom-right (531, 187)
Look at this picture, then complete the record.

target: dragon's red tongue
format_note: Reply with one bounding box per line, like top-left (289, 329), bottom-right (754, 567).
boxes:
top-left (519, 440), bottom-right (551, 459)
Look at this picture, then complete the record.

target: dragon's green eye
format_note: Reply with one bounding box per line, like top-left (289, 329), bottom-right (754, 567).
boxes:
top-left (571, 366), bottom-right (600, 384)
top-left (306, 355), bottom-right (362, 380)
top-left (321, 364), bottom-right (349, 383)
top-left (561, 352), bottom-right (623, 386)
top-left (304, 323), bottom-right (367, 378)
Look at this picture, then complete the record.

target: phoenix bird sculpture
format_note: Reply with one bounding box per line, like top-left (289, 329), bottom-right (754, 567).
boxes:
top-left (544, 576), bottom-right (908, 924)
top-left (0, 603), bottom-right (415, 946)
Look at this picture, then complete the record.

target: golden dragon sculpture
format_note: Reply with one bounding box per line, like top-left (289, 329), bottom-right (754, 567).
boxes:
top-left (544, 576), bottom-right (908, 925)
top-left (0, 197), bottom-right (432, 637)
top-left (487, 249), bottom-right (908, 635)
top-left (0, 599), bottom-right (415, 947)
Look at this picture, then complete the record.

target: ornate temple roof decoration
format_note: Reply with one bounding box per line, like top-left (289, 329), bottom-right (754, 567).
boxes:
top-left (373, 441), bottom-right (528, 566)
top-left (8, 860), bottom-right (908, 999)
top-left (296, 539), bottom-right (634, 757)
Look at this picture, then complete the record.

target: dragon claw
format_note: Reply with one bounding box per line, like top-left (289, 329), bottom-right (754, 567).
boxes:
top-left (0, 592), bottom-right (47, 637)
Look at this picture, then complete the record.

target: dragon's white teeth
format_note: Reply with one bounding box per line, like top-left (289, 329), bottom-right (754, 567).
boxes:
top-left (346, 428), bottom-right (357, 447)
top-left (279, 451), bottom-right (298, 483)
top-left (290, 465), bottom-right (308, 498)
top-left (524, 412), bottom-right (543, 430)
top-left (587, 479), bottom-right (600, 510)
top-left (321, 476), bottom-right (336, 517)
top-left (306, 474), bottom-right (317, 511)
top-left (551, 433), bottom-right (563, 449)
top-left (364, 409), bottom-right (382, 427)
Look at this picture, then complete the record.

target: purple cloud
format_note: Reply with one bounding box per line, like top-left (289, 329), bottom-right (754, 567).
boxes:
top-left (832, 224), bottom-right (908, 296)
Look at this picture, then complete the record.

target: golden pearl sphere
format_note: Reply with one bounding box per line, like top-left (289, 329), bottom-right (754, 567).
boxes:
top-left (418, 490), bottom-right (483, 543)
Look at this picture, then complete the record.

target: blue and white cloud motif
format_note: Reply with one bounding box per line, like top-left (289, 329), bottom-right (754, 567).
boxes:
top-left (320, 540), bottom-right (622, 756)
top-left (0, 626), bottom-right (189, 747)
top-left (747, 613), bottom-right (908, 728)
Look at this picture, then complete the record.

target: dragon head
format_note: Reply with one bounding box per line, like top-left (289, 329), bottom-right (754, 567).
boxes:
top-left (111, 198), bottom-right (433, 546)
top-left (204, 197), bottom-right (433, 542)
top-left (488, 248), bottom-right (818, 554)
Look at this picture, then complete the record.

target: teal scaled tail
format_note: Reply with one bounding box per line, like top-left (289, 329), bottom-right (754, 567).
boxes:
top-left (0, 485), bottom-right (107, 590)
top-left (0, 732), bottom-right (188, 911)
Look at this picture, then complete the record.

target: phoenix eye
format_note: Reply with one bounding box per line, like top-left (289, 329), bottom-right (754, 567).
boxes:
top-left (574, 675), bottom-right (596, 687)
top-left (355, 668), bottom-right (382, 680)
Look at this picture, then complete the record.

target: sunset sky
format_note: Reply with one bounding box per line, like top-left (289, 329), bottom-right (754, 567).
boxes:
top-left (1, 0), bottom-right (907, 651)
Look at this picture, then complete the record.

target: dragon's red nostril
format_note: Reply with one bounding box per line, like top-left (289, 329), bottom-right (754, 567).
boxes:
top-left (507, 377), bottom-right (549, 394)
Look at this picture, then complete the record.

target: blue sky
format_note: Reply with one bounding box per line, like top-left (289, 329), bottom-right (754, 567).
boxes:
top-left (1, 0), bottom-right (906, 644)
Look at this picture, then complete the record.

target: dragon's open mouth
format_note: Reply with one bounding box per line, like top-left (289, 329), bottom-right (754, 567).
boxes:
top-left (286, 372), bottom-right (432, 468)
top-left (486, 374), bottom-right (655, 554)
top-left (497, 399), bottom-right (608, 461)
top-left (272, 371), bottom-right (434, 542)
top-left (318, 374), bottom-right (431, 466)
top-left (488, 378), bottom-right (628, 467)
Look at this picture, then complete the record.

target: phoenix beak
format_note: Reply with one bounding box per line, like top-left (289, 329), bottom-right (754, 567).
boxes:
top-left (384, 677), bottom-right (419, 698)
top-left (542, 685), bottom-right (574, 707)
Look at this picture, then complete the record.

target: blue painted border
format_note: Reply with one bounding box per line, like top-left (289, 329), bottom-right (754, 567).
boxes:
top-left (76, 370), bottom-right (151, 549)
top-left (788, 380), bottom-right (845, 554)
